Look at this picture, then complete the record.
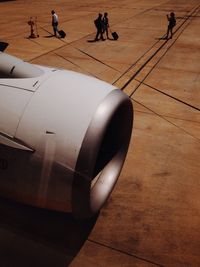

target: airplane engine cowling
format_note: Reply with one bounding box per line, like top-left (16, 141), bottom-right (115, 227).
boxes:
top-left (0, 52), bottom-right (133, 219)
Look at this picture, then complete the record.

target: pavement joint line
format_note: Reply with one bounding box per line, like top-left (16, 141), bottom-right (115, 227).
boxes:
top-left (30, 25), bottom-right (98, 47)
top-left (54, 52), bottom-right (88, 69)
top-left (64, 32), bottom-right (96, 45)
top-left (26, 35), bottom-right (63, 50)
top-left (115, 3), bottom-right (200, 93)
top-left (57, 51), bottom-right (118, 81)
top-left (112, 39), bottom-right (162, 85)
top-left (28, 42), bottom-right (70, 63)
top-left (136, 81), bottom-right (200, 112)
top-left (28, 37), bottom-right (118, 78)
top-left (112, 1), bottom-right (180, 85)
top-left (87, 238), bottom-right (164, 267)
top-left (113, 4), bottom-right (197, 86)
top-left (38, 26), bottom-right (67, 44)
top-left (73, 47), bottom-right (120, 72)
top-left (28, 32), bottom-right (121, 72)
top-left (53, 52), bottom-right (100, 79)
top-left (121, 40), bottom-right (168, 91)
top-left (128, 4), bottom-right (200, 97)
top-left (131, 4), bottom-right (200, 90)
top-left (131, 106), bottom-right (155, 116)
top-left (155, 115), bottom-right (200, 125)
top-left (131, 98), bottom-right (200, 142)
top-left (2, 31), bottom-right (31, 40)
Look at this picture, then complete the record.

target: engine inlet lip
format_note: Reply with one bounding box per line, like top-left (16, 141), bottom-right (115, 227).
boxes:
top-left (72, 89), bottom-right (133, 219)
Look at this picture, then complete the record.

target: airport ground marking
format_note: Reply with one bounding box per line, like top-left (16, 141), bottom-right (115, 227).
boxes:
top-left (88, 238), bottom-right (164, 267)
top-left (113, 3), bottom-right (200, 95)
top-left (131, 98), bottom-right (200, 142)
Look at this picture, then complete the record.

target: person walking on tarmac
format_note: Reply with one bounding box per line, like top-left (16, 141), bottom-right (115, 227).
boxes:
top-left (166, 12), bottom-right (176, 39)
top-left (51, 10), bottom-right (59, 37)
top-left (102, 12), bottom-right (109, 39)
top-left (94, 13), bottom-right (105, 41)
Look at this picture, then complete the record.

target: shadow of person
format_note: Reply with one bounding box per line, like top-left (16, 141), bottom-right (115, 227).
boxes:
top-left (108, 38), bottom-right (117, 41)
top-left (155, 37), bottom-right (167, 40)
top-left (44, 35), bottom-right (55, 38)
top-left (0, 42), bottom-right (9, 52)
top-left (0, 196), bottom-right (99, 267)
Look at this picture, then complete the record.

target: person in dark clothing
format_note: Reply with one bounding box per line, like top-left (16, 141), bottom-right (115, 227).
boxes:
top-left (102, 12), bottom-right (109, 39)
top-left (94, 13), bottom-right (105, 41)
top-left (166, 12), bottom-right (176, 39)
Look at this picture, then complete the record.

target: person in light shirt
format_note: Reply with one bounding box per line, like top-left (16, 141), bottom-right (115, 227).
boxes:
top-left (51, 10), bottom-right (59, 37)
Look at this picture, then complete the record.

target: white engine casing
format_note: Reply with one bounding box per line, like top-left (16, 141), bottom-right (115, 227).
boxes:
top-left (0, 52), bottom-right (133, 219)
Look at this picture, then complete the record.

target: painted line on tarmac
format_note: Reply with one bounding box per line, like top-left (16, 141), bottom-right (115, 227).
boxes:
top-left (136, 81), bottom-right (200, 112)
top-left (131, 98), bottom-right (200, 142)
top-left (53, 52), bottom-right (100, 79)
top-left (75, 47), bottom-right (120, 72)
top-left (112, 38), bottom-right (163, 86)
top-left (88, 238), bottom-right (164, 267)
top-left (115, 3), bottom-right (200, 94)
top-left (128, 4), bottom-right (200, 97)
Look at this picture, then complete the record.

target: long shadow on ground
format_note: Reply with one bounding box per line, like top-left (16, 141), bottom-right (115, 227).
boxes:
top-left (0, 197), bottom-right (98, 267)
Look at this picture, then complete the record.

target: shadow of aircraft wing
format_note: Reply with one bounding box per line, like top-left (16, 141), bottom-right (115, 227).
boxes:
top-left (0, 196), bottom-right (98, 267)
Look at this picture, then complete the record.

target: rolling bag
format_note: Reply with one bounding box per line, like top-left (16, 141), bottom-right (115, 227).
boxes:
top-left (58, 30), bottom-right (66, 38)
top-left (109, 28), bottom-right (119, 40)
top-left (112, 31), bottom-right (119, 40)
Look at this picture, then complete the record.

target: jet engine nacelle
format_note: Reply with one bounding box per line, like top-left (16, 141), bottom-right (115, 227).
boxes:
top-left (0, 52), bottom-right (133, 219)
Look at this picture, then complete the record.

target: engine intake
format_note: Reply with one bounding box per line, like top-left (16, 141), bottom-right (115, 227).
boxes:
top-left (0, 52), bottom-right (133, 219)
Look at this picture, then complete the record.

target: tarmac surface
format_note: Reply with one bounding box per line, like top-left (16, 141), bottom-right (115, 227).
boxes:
top-left (0, 0), bottom-right (200, 266)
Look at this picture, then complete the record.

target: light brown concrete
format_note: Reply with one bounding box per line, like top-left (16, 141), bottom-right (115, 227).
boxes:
top-left (0, 0), bottom-right (200, 266)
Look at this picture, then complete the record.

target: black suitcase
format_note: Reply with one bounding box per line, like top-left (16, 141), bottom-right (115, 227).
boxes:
top-left (58, 30), bottom-right (66, 38)
top-left (112, 31), bottom-right (119, 40)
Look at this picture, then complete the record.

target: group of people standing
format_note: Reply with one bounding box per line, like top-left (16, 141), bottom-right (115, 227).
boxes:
top-left (94, 12), bottom-right (110, 41)
top-left (50, 10), bottom-right (176, 41)
top-left (51, 10), bottom-right (111, 40)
